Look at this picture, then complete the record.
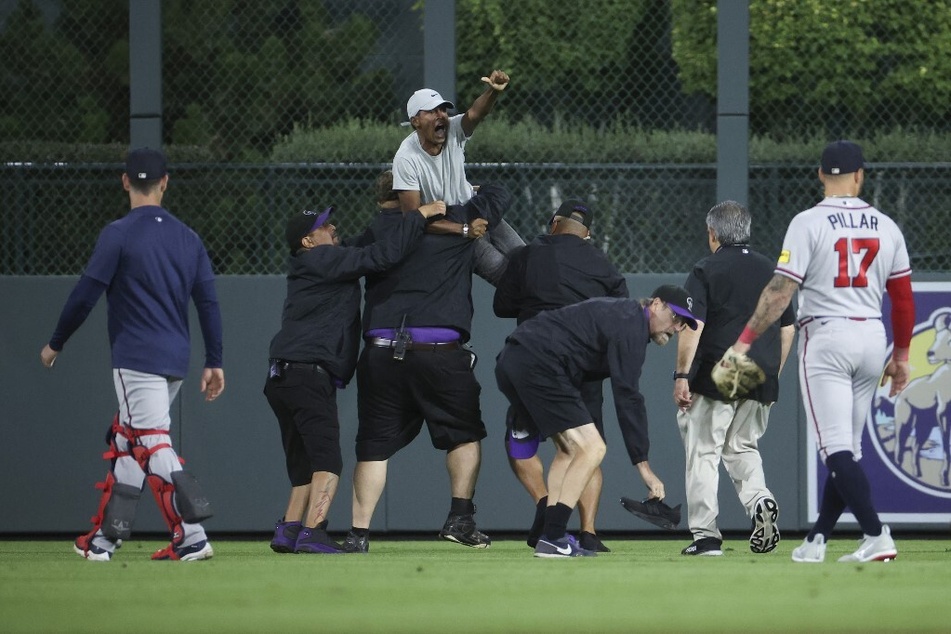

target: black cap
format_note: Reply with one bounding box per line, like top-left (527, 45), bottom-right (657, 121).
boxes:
top-left (125, 147), bottom-right (167, 181)
top-left (552, 200), bottom-right (593, 228)
top-left (652, 285), bottom-right (699, 330)
top-left (821, 140), bottom-right (864, 175)
top-left (286, 207), bottom-right (334, 254)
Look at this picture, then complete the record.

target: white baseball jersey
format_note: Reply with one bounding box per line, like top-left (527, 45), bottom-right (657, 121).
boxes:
top-left (392, 114), bottom-right (475, 205)
top-left (776, 196), bottom-right (911, 320)
top-left (780, 196), bottom-right (912, 460)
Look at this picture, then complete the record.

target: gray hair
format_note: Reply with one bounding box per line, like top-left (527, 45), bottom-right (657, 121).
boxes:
top-left (706, 200), bottom-right (751, 245)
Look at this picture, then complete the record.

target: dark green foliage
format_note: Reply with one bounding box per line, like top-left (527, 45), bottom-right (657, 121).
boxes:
top-left (455, 0), bottom-right (695, 129)
top-left (161, 0), bottom-right (394, 160)
top-left (672, 0), bottom-right (951, 136)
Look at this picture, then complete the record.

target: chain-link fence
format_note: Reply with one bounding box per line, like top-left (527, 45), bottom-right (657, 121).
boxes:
top-left (2, 0), bottom-right (949, 275)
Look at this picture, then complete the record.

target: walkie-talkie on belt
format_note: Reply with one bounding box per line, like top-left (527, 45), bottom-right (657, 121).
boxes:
top-left (393, 314), bottom-right (412, 361)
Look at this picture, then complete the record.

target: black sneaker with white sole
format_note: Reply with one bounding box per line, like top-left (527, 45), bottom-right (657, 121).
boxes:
top-left (681, 537), bottom-right (723, 556)
top-left (749, 497), bottom-right (780, 554)
top-left (439, 513), bottom-right (491, 549)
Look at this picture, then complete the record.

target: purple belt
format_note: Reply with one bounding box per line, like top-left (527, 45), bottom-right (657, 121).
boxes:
top-left (365, 327), bottom-right (461, 344)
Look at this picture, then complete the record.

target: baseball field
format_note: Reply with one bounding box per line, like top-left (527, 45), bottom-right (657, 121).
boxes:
top-left (0, 537), bottom-right (951, 632)
top-left (2, 535), bottom-right (948, 632)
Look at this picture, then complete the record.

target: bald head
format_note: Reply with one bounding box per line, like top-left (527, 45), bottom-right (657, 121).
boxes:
top-left (549, 213), bottom-right (589, 238)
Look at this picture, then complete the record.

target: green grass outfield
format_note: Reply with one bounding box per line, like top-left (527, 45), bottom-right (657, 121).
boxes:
top-left (2, 536), bottom-right (950, 633)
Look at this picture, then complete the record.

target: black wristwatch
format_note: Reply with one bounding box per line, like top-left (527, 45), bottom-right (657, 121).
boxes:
top-left (673, 372), bottom-right (690, 380)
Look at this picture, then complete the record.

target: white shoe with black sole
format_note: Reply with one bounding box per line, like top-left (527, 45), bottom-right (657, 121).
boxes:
top-left (749, 497), bottom-right (780, 554)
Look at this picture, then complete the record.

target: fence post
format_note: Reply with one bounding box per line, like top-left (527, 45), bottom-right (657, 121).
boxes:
top-left (423, 0), bottom-right (456, 103)
top-left (129, 0), bottom-right (163, 149)
top-left (716, 0), bottom-right (749, 206)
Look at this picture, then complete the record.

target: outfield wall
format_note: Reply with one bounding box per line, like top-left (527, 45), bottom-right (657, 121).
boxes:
top-left (1, 274), bottom-right (813, 535)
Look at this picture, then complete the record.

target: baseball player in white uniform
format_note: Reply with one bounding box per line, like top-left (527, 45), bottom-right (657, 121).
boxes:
top-left (719, 140), bottom-right (914, 563)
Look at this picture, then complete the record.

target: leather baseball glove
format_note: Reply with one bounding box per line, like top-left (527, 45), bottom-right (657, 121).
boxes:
top-left (711, 346), bottom-right (766, 400)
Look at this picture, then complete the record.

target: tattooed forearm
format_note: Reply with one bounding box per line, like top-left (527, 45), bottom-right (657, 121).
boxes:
top-left (748, 274), bottom-right (797, 335)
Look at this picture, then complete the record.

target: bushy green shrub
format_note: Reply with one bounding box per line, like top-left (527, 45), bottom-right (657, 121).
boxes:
top-left (4, 125), bottom-right (950, 165)
top-left (270, 120), bottom-right (951, 165)
top-left (0, 142), bottom-right (218, 164)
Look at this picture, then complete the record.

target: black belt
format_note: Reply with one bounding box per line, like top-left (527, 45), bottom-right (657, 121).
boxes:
top-left (366, 337), bottom-right (461, 352)
top-left (270, 359), bottom-right (330, 375)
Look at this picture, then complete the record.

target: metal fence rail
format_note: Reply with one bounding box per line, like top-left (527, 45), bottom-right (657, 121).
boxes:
top-left (4, 163), bottom-right (948, 276)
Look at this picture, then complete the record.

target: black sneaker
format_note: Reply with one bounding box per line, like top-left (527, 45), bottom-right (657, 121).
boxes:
top-left (294, 527), bottom-right (344, 554)
top-left (343, 530), bottom-right (369, 554)
top-left (439, 513), bottom-right (491, 549)
top-left (681, 537), bottom-right (723, 556)
top-left (578, 531), bottom-right (611, 553)
top-left (749, 497), bottom-right (780, 554)
top-left (270, 519), bottom-right (302, 553)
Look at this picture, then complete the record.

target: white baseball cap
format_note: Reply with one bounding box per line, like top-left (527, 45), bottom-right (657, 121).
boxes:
top-left (406, 88), bottom-right (454, 121)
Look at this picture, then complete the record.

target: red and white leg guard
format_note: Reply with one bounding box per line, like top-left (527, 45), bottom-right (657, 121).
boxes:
top-left (146, 473), bottom-right (187, 560)
top-left (75, 472), bottom-right (119, 554)
top-left (77, 415), bottom-right (145, 553)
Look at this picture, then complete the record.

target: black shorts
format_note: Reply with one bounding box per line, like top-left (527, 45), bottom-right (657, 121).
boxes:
top-left (355, 345), bottom-right (486, 461)
top-left (495, 342), bottom-right (594, 440)
top-left (503, 379), bottom-right (605, 459)
top-left (263, 364), bottom-right (342, 485)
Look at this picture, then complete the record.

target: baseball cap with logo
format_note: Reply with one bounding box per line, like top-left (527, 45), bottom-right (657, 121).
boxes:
top-left (651, 285), bottom-right (699, 330)
top-left (125, 147), bottom-right (167, 181)
top-left (286, 207), bottom-right (334, 254)
top-left (820, 140), bottom-right (864, 175)
top-left (406, 88), bottom-right (455, 121)
top-left (504, 409), bottom-right (540, 460)
top-left (552, 200), bottom-right (593, 228)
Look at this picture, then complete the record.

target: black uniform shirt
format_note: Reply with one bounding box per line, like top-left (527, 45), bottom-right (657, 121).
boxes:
top-left (267, 211), bottom-right (426, 383)
top-left (360, 185), bottom-right (511, 341)
top-left (508, 297), bottom-right (652, 464)
top-left (684, 244), bottom-right (796, 403)
top-left (493, 234), bottom-right (629, 324)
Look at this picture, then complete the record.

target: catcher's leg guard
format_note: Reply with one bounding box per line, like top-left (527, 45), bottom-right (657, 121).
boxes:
top-left (146, 473), bottom-right (184, 539)
top-left (171, 470), bottom-right (214, 523)
top-left (83, 472), bottom-right (118, 540)
top-left (101, 483), bottom-right (143, 540)
top-left (77, 415), bottom-right (146, 556)
top-left (75, 473), bottom-right (121, 559)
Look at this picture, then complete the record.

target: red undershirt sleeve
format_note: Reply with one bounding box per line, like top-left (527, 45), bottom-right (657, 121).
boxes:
top-left (885, 276), bottom-right (914, 358)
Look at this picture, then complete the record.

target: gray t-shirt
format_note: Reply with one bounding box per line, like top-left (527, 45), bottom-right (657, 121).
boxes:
top-left (392, 114), bottom-right (474, 205)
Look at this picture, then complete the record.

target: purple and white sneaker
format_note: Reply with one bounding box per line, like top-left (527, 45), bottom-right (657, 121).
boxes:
top-left (534, 534), bottom-right (598, 558)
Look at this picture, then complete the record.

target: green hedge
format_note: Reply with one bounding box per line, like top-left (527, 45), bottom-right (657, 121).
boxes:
top-left (0, 142), bottom-right (218, 164)
top-left (3, 123), bottom-right (951, 165)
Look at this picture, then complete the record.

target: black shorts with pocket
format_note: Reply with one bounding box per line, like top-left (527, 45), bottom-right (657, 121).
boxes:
top-left (264, 363), bottom-right (342, 484)
top-left (355, 345), bottom-right (486, 461)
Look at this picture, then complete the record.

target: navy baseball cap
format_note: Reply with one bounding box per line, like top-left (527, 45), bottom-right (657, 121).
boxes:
top-left (652, 285), bottom-right (699, 330)
top-left (286, 206), bottom-right (334, 253)
top-left (821, 140), bottom-right (864, 175)
top-left (125, 147), bottom-right (167, 181)
top-left (552, 200), bottom-right (593, 228)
